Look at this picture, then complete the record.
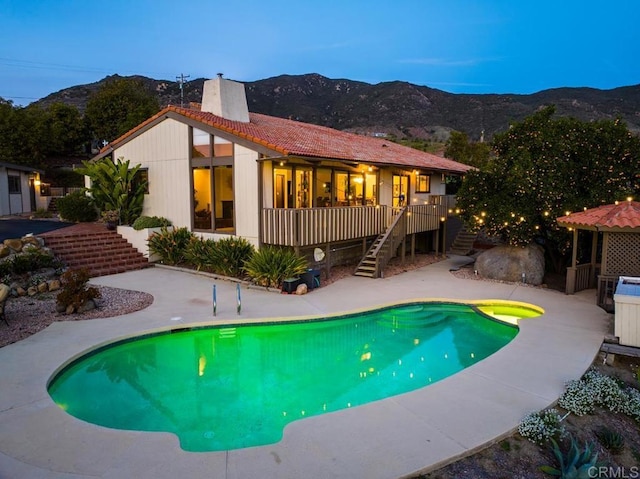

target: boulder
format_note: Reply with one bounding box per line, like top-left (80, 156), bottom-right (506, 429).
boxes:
top-left (15, 286), bottom-right (26, 296)
top-left (295, 283), bottom-right (308, 295)
top-left (475, 244), bottom-right (545, 285)
top-left (0, 283), bottom-right (10, 302)
top-left (22, 235), bottom-right (43, 247)
top-left (0, 245), bottom-right (10, 259)
top-left (47, 279), bottom-right (61, 291)
top-left (77, 299), bottom-right (96, 313)
top-left (27, 286), bottom-right (38, 296)
top-left (37, 282), bottom-right (48, 293)
top-left (4, 238), bottom-right (23, 252)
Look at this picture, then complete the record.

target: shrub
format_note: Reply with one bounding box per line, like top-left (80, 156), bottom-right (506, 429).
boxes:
top-left (184, 237), bottom-right (217, 271)
top-left (148, 227), bottom-right (194, 265)
top-left (558, 379), bottom-right (595, 416)
top-left (132, 215), bottom-right (172, 230)
top-left (56, 268), bottom-right (101, 313)
top-left (624, 387), bottom-right (640, 422)
top-left (583, 368), bottom-right (628, 413)
top-left (56, 191), bottom-right (98, 222)
top-left (76, 157), bottom-right (147, 225)
top-left (518, 408), bottom-right (565, 446)
top-left (32, 208), bottom-right (52, 218)
top-left (209, 237), bottom-right (255, 277)
top-left (595, 427), bottom-right (625, 454)
top-left (244, 246), bottom-right (307, 288)
top-left (9, 250), bottom-right (59, 275)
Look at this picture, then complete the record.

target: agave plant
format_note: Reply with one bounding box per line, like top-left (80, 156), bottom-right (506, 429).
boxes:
top-left (540, 435), bottom-right (601, 478)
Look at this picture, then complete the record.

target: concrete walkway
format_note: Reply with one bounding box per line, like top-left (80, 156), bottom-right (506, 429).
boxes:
top-left (0, 257), bottom-right (610, 478)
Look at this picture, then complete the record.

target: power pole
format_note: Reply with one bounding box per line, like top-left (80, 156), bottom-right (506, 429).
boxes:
top-left (176, 73), bottom-right (190, 108)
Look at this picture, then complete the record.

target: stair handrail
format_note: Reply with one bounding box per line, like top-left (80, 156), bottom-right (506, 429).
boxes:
top-left (369, 206), bottom-right (408, 277)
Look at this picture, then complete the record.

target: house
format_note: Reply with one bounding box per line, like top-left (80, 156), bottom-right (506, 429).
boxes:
top-left (0, 162), bottom-right (44, 216)
top-left (91, 76), bottom-right (471, 276)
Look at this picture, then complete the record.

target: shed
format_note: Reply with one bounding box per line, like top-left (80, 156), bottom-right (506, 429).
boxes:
top-left (557, 200), bottom-right (640, 311)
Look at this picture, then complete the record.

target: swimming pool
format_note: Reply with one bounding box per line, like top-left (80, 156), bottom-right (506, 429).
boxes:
top-left (48, 300), bottom-right (541, 452)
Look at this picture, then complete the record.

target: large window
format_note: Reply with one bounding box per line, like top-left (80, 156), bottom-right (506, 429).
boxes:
top-left (193, 165), bottom-right (234, 231)
top-left (8, 175), bottom-right (20, 194)
top-left (191, 127), bottom-right (234, 231)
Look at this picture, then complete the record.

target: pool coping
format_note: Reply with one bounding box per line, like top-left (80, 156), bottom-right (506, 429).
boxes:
top-left (0, 257), bottom-right (610, 478)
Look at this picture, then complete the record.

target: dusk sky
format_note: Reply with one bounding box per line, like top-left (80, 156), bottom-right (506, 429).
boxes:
top-left (2, 0), bottom-right (639, 106)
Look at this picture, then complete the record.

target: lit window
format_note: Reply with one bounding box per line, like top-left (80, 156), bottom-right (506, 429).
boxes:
top-left (415, 174), bottom-right (430, 193)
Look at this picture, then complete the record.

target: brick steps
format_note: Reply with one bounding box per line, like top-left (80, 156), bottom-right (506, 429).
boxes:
top-left (41, 225), bottom-right (151, 278)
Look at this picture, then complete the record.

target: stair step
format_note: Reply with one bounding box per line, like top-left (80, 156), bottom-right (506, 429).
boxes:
top-left (354, 271), bottom-right (375, 278)
top-left (41, 225), bottom-right (151, 278)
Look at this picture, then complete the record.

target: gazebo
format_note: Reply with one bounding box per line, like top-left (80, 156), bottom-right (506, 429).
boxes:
top-left (557, 200), bottom-right (640, 312)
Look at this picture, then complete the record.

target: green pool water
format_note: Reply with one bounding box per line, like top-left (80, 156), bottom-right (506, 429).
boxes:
top-left (48, 301), bottom-right (534, 452)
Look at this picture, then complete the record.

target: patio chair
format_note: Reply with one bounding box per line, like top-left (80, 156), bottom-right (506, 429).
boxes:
top-left (0, 284), bottom-right (10, 326)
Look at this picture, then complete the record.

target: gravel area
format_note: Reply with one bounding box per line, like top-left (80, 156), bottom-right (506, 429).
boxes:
top-left (0, 286), bottom-right (153, 348)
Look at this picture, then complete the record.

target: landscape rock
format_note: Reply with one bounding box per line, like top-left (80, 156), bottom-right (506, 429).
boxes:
top-left (295, 283), bottom-right (308, 295)
top-left (475, 244), bottom-right (545, 285)
top-left (77, 299), bottom-right (96, 313)
top-left (37, 282), bottom-right (48, 293)
top-left (47, 279), bottom-right (61, 291)
top-left (15, 287), bottom-right (26, 296)
top-left (27, 286), bottom-right (38, 296)
top-left (4, 238), bottom-right (23, 252)
top-left (0, 245), bottom-right (10, 259)
top-left (0, 283), bottom-right (10, 303)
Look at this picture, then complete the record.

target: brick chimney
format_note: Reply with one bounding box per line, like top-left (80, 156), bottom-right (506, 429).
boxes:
top-left (200, 74), bottom-right (249, 122)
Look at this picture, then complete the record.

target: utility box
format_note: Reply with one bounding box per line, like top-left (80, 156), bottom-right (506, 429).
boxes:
top-left (614, 276), bottom-right (640, 347)
top-left (301, 269), bottom-right (321, 290)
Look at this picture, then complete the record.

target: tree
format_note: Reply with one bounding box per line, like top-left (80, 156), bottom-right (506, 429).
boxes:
top-left (444, 131), bottom-right (492, 169)
top-left (455, 106), bottom-right (640, 271)
top-left (77, 157), bottom-right (148, 225)
top-left (84, 77), bottom-right (160, 143)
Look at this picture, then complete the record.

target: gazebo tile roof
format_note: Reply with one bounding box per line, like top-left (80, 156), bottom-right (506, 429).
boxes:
top-left (102, 105), bottom-right (471, 174)
top-left (557, 201), bottom-right (640, 230)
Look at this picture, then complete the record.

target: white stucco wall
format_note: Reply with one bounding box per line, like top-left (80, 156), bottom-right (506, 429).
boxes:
top-left (114, 118), bottom-right (191, 227)
top-left (233, 144), bottom-right (260, 246)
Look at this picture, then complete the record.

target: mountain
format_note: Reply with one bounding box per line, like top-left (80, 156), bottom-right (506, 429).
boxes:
top-left (36, 73), bottom-right (640, 141)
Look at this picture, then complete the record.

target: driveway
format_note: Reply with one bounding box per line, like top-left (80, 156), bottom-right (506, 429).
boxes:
top-left (0, 218), bottom-right (72, 242)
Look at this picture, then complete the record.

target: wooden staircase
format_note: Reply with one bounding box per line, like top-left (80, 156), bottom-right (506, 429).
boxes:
top-left (448, 225), bottom-right (477, 256)
top-left (354, 207), bottom-right (407, 278)
top-left (40, 223), bottom-right (151, 277)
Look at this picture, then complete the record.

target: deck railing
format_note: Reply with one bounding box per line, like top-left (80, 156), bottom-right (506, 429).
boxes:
top-left (565, 263), bottom-right (594, 294)
top-left (370, 207), bottom-right (408, 277)
top-left (262, 204), bottom-right (445, 247)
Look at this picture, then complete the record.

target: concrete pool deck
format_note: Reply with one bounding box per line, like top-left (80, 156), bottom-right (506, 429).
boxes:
top-left (0, 256), bottom-right (610, 478)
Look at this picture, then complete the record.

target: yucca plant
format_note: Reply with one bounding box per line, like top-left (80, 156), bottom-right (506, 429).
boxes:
top-left (148, 227), bottom-right (194, 265)
top-left (209, 237), bottom-right (255, 277)
top-left (244, 246), bottom-right (307, 288)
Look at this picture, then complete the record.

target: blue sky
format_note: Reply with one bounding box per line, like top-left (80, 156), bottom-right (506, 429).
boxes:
top-left (1, 0), bottom-right (639, 106)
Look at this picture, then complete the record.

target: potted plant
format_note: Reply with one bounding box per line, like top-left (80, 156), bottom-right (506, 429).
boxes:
top-left (101, 210), bottom-right (119, 230)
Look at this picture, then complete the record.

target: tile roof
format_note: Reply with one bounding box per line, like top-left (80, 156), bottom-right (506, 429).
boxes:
top-left (557, 201), bottom-right (640, 231)
top-left (102, 105), bottom-right (471, 174)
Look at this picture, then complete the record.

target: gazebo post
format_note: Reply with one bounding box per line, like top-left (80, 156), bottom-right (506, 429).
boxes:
top-left (590, 230), bottom-right (598, 288)
top-left (565, 228), bottom-right (579, 294)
